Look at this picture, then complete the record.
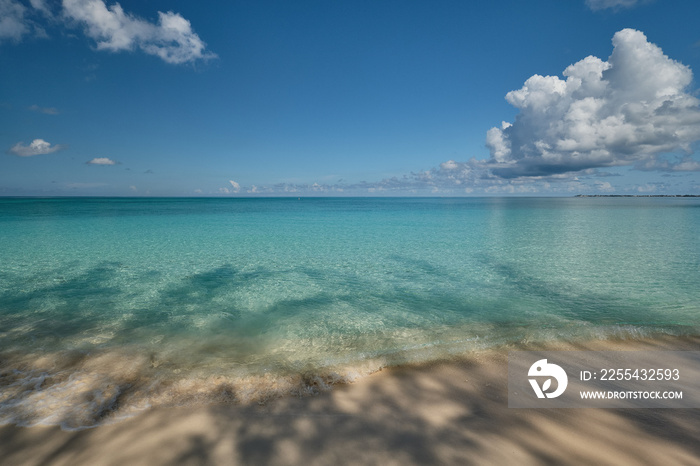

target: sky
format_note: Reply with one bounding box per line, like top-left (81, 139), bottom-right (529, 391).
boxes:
top-left (1, 0), bottom-right (700, 196)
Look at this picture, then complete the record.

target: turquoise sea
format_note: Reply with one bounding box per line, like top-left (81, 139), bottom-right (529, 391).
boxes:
top-left (1, 197), bottom-right (699, 429)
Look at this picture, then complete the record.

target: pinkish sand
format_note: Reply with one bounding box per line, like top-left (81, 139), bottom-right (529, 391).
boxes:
top-left (1, 335), bottom-right (699, 466)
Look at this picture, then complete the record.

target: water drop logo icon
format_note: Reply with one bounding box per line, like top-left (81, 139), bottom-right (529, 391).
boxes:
top-left (528, 359), bottom-right (568, 399)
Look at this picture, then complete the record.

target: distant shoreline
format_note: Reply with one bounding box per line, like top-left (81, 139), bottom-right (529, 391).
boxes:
top-left (575, 194), bottom-right (700, 197)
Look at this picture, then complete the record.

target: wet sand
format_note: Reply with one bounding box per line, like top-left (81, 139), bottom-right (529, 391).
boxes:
top-left (2, 335), bottom-right (699, 465)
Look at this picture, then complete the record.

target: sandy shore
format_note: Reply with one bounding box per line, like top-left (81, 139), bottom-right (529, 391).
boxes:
top-left (2, 335), bottom-right (700, 465)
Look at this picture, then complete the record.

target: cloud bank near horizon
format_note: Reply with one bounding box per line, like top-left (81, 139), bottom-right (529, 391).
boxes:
top-left (213, 29), bottom-right (700, 196)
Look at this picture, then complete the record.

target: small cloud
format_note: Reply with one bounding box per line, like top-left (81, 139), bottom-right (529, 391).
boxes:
top-left (144, 169), bottom-right (154, 174)
top-left (440, 160), bottom-right (459, 170)
top-left (228, 180), bottom-right (240, 193)
top-left (311, 182), bottom-right (327, 192)
top-left (585, 0), bottom-right (647, 11)
top-left (8, 138), bottom-right (63, 156)
top-left (28, 104), bottom-right (59, 115)
top-left (86, 157), bottom-right (118, 165)
top-left (636, 183), bottom-right (657, 193)
top-left (82, 63), bottom-right (99, 82)
top-left (129, 185), bottom-right (137, 192)
top-left (28, 0), bottom-right (52, 17)
top-left (594, 181), bottom-right (615, 192)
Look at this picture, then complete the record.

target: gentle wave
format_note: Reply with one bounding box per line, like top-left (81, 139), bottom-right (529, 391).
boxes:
top-left (1, 324), bottom-right (696, 430)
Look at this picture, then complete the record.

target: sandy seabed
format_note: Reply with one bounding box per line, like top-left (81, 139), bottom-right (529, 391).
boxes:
top-left (1, 335), bottom-right (699, 466)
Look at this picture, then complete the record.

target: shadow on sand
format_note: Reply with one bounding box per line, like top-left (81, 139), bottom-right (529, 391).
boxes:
top-left (1, 337), bottom-right (699, 465)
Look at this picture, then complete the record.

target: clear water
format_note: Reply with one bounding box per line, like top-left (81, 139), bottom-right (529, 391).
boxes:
top-left (1, 197), bottom-right (698, 428)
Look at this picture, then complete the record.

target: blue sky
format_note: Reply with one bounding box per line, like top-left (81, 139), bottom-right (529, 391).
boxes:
top-left (1, 0), bottom-right (700, 196)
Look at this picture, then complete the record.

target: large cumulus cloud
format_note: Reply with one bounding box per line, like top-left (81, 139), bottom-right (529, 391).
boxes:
top-left (485, 29), bottom-right (700, 179)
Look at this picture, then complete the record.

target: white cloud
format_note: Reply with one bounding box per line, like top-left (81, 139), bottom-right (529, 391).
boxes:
top-left (594, 180), bottom-right (615, 192)
top-left (28, 104), bottom-right (59, 115)
top-left (485, 121), bottom-right (512, 163)
top-left (636, 183), bottom-right (657, 193)
top-left (485, 29), bottom-right (700, 179)
top-left (29, 0), bottom-right (53, 17)
top-left (228, 180), bottom-right (240, 193)
top-left (637, 155), bottom-right (700, 172)
top-left (585, 0), bottom-right (645, 11)
top-left (62, 0), bottom-right (217, 64)
top-left (1, 0), bottom-right (214, 66)
top-left (0, 0), bottom-right (29, 42)
top-left (439, 160), bottom-right (459, 170)
top-left (8, 138), bottom-right (63, 156)
top-left (0, 0), bottom-right (52, 43)
top-left (86, 157), bottom-right (117, 165)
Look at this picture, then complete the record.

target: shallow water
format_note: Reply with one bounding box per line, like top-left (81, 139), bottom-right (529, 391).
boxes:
top-left (1, 197), bottom-right (698, 428)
